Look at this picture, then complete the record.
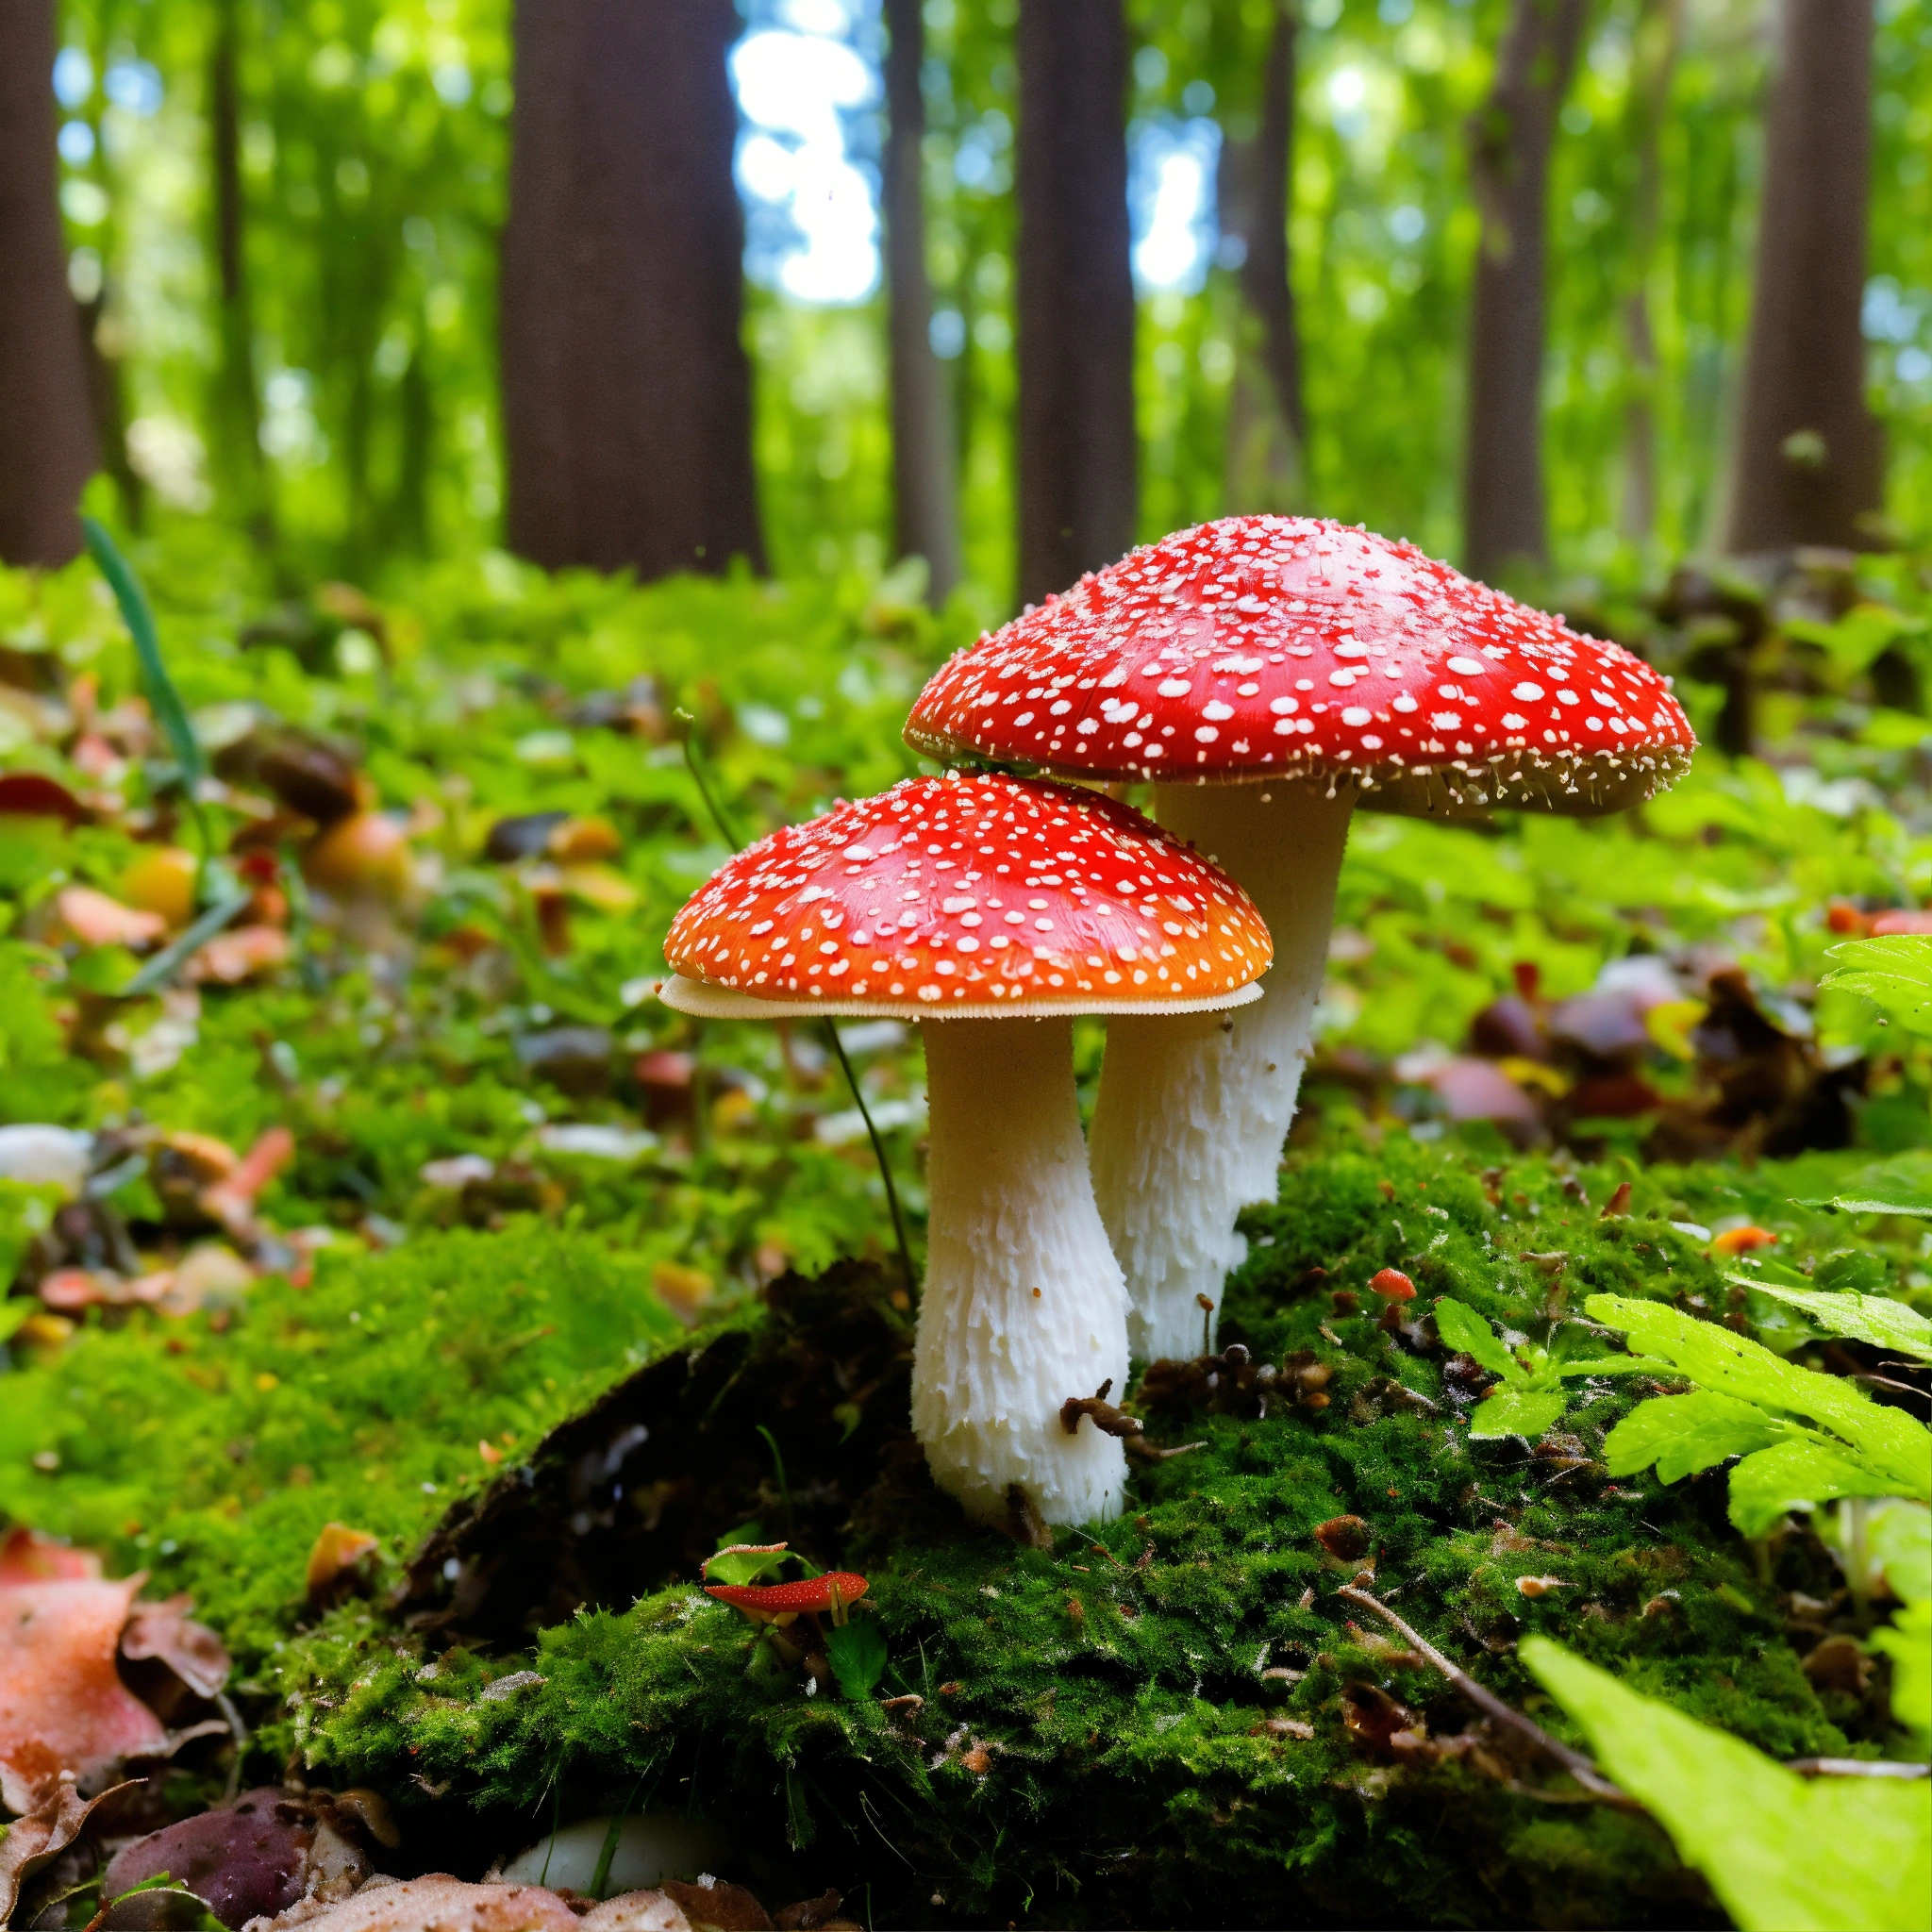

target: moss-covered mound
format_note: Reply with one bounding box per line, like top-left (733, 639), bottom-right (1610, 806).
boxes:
top-left (227, 1134), bottom-right (1922, 1929)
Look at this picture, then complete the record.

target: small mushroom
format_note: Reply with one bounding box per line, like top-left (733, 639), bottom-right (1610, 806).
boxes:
top-left (704, 1573), bottom-right (869, 1627)
top-left (658, 773), bottom-right (1269, 1530)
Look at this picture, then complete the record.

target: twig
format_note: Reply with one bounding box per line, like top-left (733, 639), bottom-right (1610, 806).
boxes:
top-left (1336, 1584), bottom-right (1631, 1805)
top-left (1784, 1757), bottom-right (1930, 1780)
top-left (674, 708), bottom-right (917, 1292)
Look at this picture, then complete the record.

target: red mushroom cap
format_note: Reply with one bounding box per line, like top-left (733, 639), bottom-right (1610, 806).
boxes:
top-left (705, 1573), bottom-right (870, 1619)
top-left (1368, 1268), bottom-right (1417, 1302)
top-left (658, 773), bottom-right (1270, 1021)
top-left (905, 517), bottom-right (1695, 817)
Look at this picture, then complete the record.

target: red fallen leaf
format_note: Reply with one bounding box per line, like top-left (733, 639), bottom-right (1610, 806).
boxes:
top-left (1871, 908), bottom-right (1932, 936)
top-left (0, 1574), bottom-right (169, 1813)
top-left (0, 771), bottom-right (86, 824)
top-left (0, 1526), bottom-right (101, 1583)
top-left (53, 884), bottom-right (166, 950)
top-left (121, 1592), bottom-right (231, 1700)
top-left (203, 1124), bottom-right (296, 1228)
top-left (102, 1786), bottom-right (313, 1928)
top-left (187, 923), bottom-right (291, 984)
top-left (0, 1774), bottom-right (136, 1924)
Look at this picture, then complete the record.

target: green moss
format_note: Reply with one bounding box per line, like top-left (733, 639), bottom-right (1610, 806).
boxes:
top-left (211, 1134), bottom-right (1918, 1926)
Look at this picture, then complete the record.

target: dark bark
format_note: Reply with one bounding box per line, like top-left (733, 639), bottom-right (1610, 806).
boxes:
top-left (1219, 1), bottom-right (1304, 511)
top-left (883, 0), bottom-right (960, 606)
top-left (76, 290), bottom-right (143, 531)
top-left (1460, 0), bottom-right (1590, 584)
top-left (1015, 0), bottom-right (1137, 608)
top-left (1618, 0), bottom-right (1680, 544)
top-left (208, 0), bottom-right (272, 543)
top-left (0, 1), bottom-right (97, 566)
top-left (501, 0), bottom-right (764, 579)
top-left (1723, 0), bottom-right (1882, 556)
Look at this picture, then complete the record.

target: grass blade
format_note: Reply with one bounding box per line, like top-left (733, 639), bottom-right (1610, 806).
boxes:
top-left (81, 516), bottom-right (204, 787)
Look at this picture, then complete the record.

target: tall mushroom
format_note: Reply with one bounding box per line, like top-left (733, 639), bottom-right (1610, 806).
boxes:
top-left (906, 516), bottom-right (1696, 1357)
top-left (658, 773), bottom-right (1270, 1529)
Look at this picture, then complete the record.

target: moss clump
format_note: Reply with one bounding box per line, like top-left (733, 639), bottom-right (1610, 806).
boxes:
top-left (255, 1134), bottom-right (1915, 1927)
top-left (0, 1227), bottom-right (682, 1672)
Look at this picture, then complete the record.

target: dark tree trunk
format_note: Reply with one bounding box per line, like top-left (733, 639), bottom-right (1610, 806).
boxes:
top-left (1723, 0), bottom-right (1881, 556)
top-left (1618, 0), bottom-right (1680, 545)
top-left (76, 291), bottom-right (143, 531)
top-left (502, 0), bottom-right (764, 579)
top-left (1460, 0), bottom-right (1590, 584)
top-left (1219, 1), bottom-right (1304, 511)
top-left (1015, 0), bottom-right (1137, 608)
top-left (209, 0), bottom-right (272, 544)
top-left (0, 1), bottom-right (97, 566)
top-left (883, 0), bottom-right (960, 606)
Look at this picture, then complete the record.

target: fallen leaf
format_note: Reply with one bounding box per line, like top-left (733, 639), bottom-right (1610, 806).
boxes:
top-left (121, 1592), bottom-right (232, 1700)
top-left (0, 1774), bottom-right (133, 1925)
top-left (102, 1785), bottom-right (312, 1928)
top-left (0, 1574), bottom-right (169, 1812)
top-left (52, 884), bottom-right (166, 950)
top-left (306, 1524), bottom-right (381, 1609)
top-left (0, 1526), bottom-right (102, 1584)
top-left (249, 1874), bottom-right (584, 1930)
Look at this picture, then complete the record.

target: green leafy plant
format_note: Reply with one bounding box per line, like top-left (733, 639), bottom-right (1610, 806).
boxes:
top-left (1521, 1637), bottom-right (1931, 1932)
top-left (824, 1616), bottom-right (889, 1702)
top-left (1733, 1275), bottom-right (1932, 1364)
top-left (1823, 935), bottom-right (1932, 1037)
top-left (1793, 1154), bottom-right (1932, 1219)
top-left (1589, 1293), bottom-right (1932, 1533)
top-left (1432, 1296), bottom-right (1662, 1439)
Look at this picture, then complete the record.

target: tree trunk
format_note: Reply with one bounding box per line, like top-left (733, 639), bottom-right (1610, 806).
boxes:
top-left (0, 1), bottom-right (97, 566)
top-left (1617, 0), bottom-right (1680, 546)
top-left (1460, 0), bottom-right (1590, 585)
top-left (501, 0), bottom-right (764, 579)
top-left (883, 0), bottom-right (961, 606)
top-left (208, 0), bottom-right (273, 545)
top-left (1015, 0), bottom-right (1137, 608)
top-left (1722, 0), bottom-right (1881, 556)
top-left (1219, 1), bottom-right (1305, 513)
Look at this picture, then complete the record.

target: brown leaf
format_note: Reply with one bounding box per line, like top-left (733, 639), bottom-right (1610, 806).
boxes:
top-left (0, 1576), bottom-right (169, 1813)
top-left (121, 1593), bottom-right (232, 1700)
top-left (247, 1875), bottom-right (582, 1931)
top-left (0, 1774), bottom-right (132, 1925)
top-left (661, 1879), bottom-right (774, 1932)
top-left (306, 1524), bottom-right (381, 1610)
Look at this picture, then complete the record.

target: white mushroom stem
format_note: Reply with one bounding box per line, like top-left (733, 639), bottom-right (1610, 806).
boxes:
top-left (1090, 783), bottom-right (1354, 1360)
top-left (912, 1015), bottom-right (1129, 1530)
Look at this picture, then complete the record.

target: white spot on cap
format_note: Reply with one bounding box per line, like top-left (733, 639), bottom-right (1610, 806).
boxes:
top-left (1158, 678), bottom-right (1191, 697)
top-left (1341, 707), bottom-right (1372, 726)
top-left (1391, 693), bottom-right (1418, 713)
top-left (1511, 682), bottom-right (1544, 703)
top-left (1268, 695), bottom-right (1298, 715)
top-left (1202, 700), bottom-right (1234, 721)
top-left (1446, 657), bottom-right (1487, 675)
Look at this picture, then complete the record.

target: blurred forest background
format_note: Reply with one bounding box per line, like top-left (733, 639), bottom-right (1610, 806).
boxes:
top-left (4, 0), bottom-right (1928, 614)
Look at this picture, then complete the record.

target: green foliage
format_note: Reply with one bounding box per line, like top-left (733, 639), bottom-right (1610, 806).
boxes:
top-left (1591, 1293), bottom-right (1932, 1534)
top-left (1740, 1277), bottom-right (1932, 1364)
top-left (824, 1615), bottom-right (889, 1702)
top-left (1431, 1294), bottom-right (1659, 1440)
top-left (1521, 1637), bottom-right (1932, 1932)
top-left (1793, 1153), bottom-right (1932, 1219)
top-left (1822, 936), bottom-right (1932, 1038)
top-left (0, 1229), bottom-right (683, 1671)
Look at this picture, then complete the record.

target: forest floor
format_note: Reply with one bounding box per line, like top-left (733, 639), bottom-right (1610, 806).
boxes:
top-left (0, 535), bottom-right (1928, 1928)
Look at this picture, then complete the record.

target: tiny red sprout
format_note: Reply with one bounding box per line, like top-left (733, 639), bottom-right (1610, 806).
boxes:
top-left (705, 1573), bottom-right (870, 1624)
top-left (1368, 1269), bottom-right (1416, 1303)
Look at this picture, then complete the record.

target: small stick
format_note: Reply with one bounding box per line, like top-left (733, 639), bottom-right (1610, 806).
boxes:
top-left (1784, 1757), bottom-right (1930, 1780)
top-left (1336, 1584), bottom-right (1630, 1805)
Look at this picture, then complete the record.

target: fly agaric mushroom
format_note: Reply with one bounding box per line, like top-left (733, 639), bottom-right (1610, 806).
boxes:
top-left (906, 517), bottom-right (1695, 1357)
top-left (658, 773), bottom-right (1269, 1529)
top-left (704, 1573), bottom-right (869, 1625)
